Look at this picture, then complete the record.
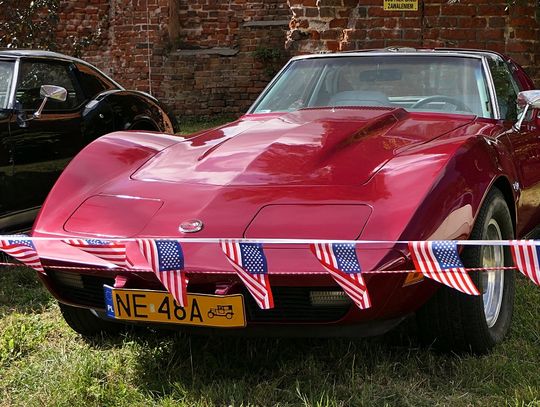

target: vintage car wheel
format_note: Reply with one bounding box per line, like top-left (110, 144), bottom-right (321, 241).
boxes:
top-left (59, 302), bottom-right (122, 336)
top-left (416, 188), bottom-right (515, 353)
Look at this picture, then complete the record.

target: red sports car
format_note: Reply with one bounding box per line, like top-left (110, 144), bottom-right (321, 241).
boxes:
top-left (32, 49), bottom-right (540, 353)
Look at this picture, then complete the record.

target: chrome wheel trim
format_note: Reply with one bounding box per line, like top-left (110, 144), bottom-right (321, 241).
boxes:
top-left (481, 219), bottom-right (505, 328)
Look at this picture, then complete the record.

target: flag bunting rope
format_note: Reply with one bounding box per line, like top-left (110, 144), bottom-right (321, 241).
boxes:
top-left (1, 236), bottom-right (539, 310)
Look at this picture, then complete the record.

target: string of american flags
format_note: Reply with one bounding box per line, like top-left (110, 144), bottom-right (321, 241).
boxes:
top-left (1, 236), bottom-right (540, 310)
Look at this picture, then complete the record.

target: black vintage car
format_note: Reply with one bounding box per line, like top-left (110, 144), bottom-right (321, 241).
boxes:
top-left (0, 50), bottom-right (177, 232)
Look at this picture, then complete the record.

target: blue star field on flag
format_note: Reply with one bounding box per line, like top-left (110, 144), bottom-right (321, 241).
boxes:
top-left (238, 243), bottom-right (268, 274)
top-left (333, 243), bottom-right (362, 273)
top-left (155, 240), bottom-right (185, 272)
top-left (432, 241), bottom-right (464, 269)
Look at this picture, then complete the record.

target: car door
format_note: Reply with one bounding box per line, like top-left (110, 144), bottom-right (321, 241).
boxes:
top-left (7, 58), bottom-right (85, 219)
top-left (493, 57), bottom-right (540, 233)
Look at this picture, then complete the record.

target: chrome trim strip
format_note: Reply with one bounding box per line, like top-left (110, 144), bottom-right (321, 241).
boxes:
top-left (481, 56), bottom-right (500, 119)
top-left (289, 51), bottom-right (487, 61)
top-left (7, 58), bottom-right (20, 110)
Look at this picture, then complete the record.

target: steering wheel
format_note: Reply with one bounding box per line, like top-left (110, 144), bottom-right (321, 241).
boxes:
top-left (410, 95), bottom-right (473, 113)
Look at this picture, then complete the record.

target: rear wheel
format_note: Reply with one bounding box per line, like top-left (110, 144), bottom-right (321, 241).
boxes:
top-left (59, 302), bottom-right (122, 336)
top-left (128, 121), bottom-right (158, 131)
top-left (416, 188), bottom-right (515, 353)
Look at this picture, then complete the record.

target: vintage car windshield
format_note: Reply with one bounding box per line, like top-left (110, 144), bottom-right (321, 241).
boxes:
top-left (0, 60), bottom-right (15, 109)
top-left (251, 55), bottom-right (492, 118)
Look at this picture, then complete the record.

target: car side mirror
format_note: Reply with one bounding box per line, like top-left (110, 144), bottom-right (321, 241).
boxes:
top-left (514, 90), bottom-right (540, 130)
top-left (33, 85), bottom-right (67, 119)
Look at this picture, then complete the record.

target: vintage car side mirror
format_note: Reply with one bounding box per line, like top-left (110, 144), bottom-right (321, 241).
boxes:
top-left (514, 90), bottom-right (540, 130)
top-left (33, 85), bottom-right (67, 119)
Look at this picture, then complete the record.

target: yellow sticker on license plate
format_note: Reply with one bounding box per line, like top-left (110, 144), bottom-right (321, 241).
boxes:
top-left (103, 285), bottom-right (246, 328)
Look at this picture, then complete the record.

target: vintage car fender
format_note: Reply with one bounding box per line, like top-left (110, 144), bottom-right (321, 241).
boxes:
top-left (357, 122), bottom-right (519, 318)
top-left (83, 90), bottom-right (177, 134)
top-left (33, 131), bottom-right (181, 235)
top-left (392, 123), bottom-right (517, 244)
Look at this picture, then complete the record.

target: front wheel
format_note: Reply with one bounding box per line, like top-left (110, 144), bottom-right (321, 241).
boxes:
top-left (416, 188), bottom-right (515, 353)
top-left (59, 302), bottom-right (122, 337)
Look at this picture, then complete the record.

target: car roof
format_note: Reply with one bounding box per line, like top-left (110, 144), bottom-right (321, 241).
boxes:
top-left (0, 49), bottom-right (123, 89)
top-left (291, 47), bottom-right (505, 61)
top-left (0, 49), bottom-right (85, 62)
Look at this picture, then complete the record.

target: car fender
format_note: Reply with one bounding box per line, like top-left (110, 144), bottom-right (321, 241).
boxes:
top-left (358, 123), bottom-right (517, 263)
top-left (32, 131), bottom-right (181, 236)
top-left (410, 140), bottom-right (515, 244)
top-left (360, 127), bottom-right (518, 319)
top-left (93, 90), bottom-right (177, 134)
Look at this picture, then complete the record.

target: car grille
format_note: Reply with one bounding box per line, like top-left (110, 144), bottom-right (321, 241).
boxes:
top-left (243, 287), bottom-right (351, 323)
top-left (48, 270), bottom-right (114, 308)
top-left (48, 271), bottom-right (351, 323)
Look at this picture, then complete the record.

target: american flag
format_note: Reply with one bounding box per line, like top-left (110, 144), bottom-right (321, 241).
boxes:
top-left (310, 243), bottom-right (371, 309)
top-left (409, 241), bottom-right (480, 295)
top-left (510, 240), bottom-right (540, 286)
top-left (63, 239), bottom-right (132, 268)
top-left (220, 241), bottom-right (274, 309)
top-left (137, 239), bottom-right (188, 307)
top-left (0, 237), bottom-right (43, 272)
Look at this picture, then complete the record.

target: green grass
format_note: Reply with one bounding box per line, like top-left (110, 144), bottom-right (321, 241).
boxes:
top-left (0, 267), bottom-right (539, 406)
top-left (178, 115), bottom-right (238, 136)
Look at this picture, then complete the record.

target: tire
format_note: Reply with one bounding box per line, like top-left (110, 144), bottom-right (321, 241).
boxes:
top-left (416, 188), bottom-right (515, 353)
top-left (59, 302), bottom-right (122, 337)
top-left (128, 121), bottom-right (158, 132)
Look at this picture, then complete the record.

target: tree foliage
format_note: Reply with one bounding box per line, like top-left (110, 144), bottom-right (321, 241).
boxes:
top-left (0, 0), bottom-right (60, 50)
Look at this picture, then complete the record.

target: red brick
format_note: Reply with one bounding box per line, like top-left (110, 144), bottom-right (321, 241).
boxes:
top-left (440, 4), bottom-right (477, 16)
top-left (440, 28), bottom-right (472, 40)
top-left (479, 28), bottom-right (505, 41)
top-left (513, 28), bottom-right (537, 41)
top-left (329, 18), bottom-right (349, 28)
top-left (402, 29), bottom-right (422, 40)
top-left (458, 17), bottom-right (487, 29)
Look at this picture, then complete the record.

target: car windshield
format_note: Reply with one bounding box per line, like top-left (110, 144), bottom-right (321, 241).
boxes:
top-left (0, 60), bottom-right (15, 109)
top-left (251, 55), bottom-right (492, 118)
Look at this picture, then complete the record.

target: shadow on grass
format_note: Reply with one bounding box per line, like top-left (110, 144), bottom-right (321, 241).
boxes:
top-left (0, 266), bottom-right (53, 315)
top-left (82, 319), bottom-right (448, 405)
top-left (67, 281), bottom-right (540, 405)
top-left (138, 331), bottom-right (439, 404)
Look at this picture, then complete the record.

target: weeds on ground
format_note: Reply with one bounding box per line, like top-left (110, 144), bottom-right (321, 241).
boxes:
top-left (0, 268), bottom-right (539, 406)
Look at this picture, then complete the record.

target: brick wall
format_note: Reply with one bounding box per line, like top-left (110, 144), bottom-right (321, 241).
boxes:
top-left (287, 0), bottom-right (540, 84)
top-left (50, 0), bottom-right (540, 118)
top-left (54, 0), bottom-right (291, 117)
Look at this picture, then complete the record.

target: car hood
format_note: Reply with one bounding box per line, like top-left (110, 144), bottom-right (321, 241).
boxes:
top-left (133, 107), bottom-right (475, 186)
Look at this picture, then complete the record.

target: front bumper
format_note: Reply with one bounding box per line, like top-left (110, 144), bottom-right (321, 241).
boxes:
top-left (38, 262), bottom-right (438, 337)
